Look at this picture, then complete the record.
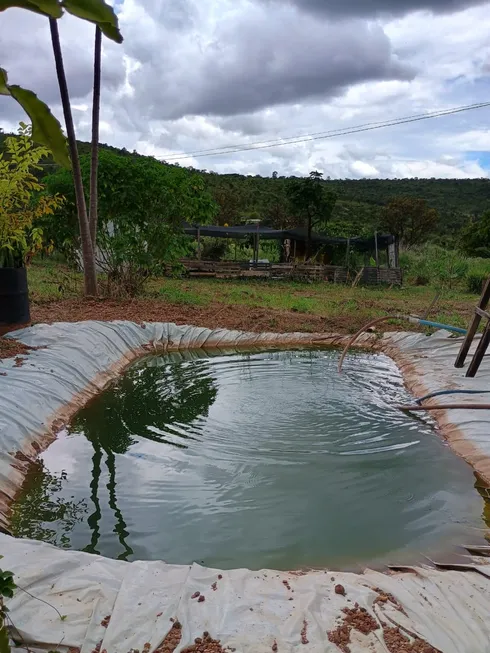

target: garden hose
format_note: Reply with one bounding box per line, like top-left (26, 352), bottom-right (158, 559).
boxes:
top-left (338, 315), bottom-right (467, 373)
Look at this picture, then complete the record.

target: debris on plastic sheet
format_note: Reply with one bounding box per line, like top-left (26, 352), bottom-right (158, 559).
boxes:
top-left (91, 641), bottom-right (103, 653)
top-left (180, 630), bottom-right (231, 653)
top-left (372, 586), bottom-right (407, 615)
top-left (101, 615), bottom-right (111, 628)
top-left (154, 620), bottom-right (182, 653)
top-left (382, 626), bottom-right (442, 653)
top-left (335, 584), bottom-right (346, 596)
top-left (328, 604), bottom-right (379, 652)
top-left (300, 619), bottom-right (309, 645)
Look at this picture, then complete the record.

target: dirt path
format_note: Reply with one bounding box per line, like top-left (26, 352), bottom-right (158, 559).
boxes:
top-left (29, 298), bottom-right (411, 334)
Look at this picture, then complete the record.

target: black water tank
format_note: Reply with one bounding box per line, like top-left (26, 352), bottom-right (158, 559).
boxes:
top-left (0, 267), bottom-right (31, 329)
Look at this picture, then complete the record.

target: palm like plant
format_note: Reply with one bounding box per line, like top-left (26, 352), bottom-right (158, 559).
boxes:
top-left (49, 18), bottom-right (98, 296)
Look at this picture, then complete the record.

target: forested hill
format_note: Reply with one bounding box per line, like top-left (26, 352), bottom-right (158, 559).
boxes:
top-left (327, 178), bottom-right (490, 216)
top-left (201, 172), bottom-right (490, 220)
top-left (2, 129), bottom-right (489, 235)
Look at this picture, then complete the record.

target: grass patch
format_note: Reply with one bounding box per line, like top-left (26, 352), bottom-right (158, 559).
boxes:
top-left (25, 259), bottom-right (478, 334)
top-left (156, 284), bottom-right (209, 306)
top-left (28, 257), bottom-right (83, 302)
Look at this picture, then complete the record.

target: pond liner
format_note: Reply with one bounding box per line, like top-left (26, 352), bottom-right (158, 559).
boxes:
top-left (1, 321), bottom-right (490, 652)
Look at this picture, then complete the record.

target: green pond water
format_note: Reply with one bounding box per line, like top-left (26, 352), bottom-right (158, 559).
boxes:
top-left (12, 349), bottom-right (488, 570)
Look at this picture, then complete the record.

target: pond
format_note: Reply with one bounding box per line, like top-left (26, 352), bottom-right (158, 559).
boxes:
top-left (12, 349), bottom-right (488, 570)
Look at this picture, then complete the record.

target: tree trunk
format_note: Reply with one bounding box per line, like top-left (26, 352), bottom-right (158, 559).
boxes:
top-left (306, 213), bottom-right (312, 261)
top-left (49, 18), bottom-right (98, 297)
top-left (89, 26), bottom-right (101, 249)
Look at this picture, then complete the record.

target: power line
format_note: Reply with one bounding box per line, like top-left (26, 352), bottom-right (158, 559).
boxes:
top-left (162, 101), bottom-right (490, 162)
top-left (166, 112), bottom-right (437, 158)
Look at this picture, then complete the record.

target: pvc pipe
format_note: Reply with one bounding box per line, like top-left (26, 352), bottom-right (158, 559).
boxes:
top-left (415, 389), bottom-right (490, 405)
top-left (399, 403), bottom-right (490, 412)
top-left (416, 319), bottom-right (467, 335)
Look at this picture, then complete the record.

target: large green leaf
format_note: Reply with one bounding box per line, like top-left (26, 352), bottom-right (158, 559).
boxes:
top-left (8, 85), bottom-right (70, 168)
top-left (62, 0), bottom-right (123, 43)
top-left (0, 68), bottom-right (9, 96)
top-left (0, 0), bottom-right (62, 17)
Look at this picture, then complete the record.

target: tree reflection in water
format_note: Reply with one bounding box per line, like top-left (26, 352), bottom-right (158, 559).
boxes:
top-left (71, 355), bottom-right (219, 559)
top-left (11, 459), bottom-right (87, 547)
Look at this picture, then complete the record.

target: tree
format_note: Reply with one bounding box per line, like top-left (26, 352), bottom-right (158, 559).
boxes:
top-left (49, 18), bottom-right (98, 295)
top-left (461, 211), bottom-right (490, 258)
top-left (89, 26), bottom-right (102, 248)
top-left (213, 183), bottom-right (242, 225)
top-left (287, 171), bottom-right (337, 259)
top-left (0, 123), bottom-right (64, 268)
top-left (380, 196), bottom-right (438, 249)
top-left (44, 151), bottom-right (218, 293)
top-left (1, 0), bottom-right (123, 297)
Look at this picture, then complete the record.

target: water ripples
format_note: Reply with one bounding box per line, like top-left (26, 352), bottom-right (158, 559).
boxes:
top-left (16, 348), bottom-right (486, 570)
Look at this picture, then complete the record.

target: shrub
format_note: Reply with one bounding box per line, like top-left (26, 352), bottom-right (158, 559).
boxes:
top-left (200, 238), bottom-right (229, 261)
top-left (401, 244), bottom-right (468, 289)
top-left (43, 150), bottom-right (218, 295)
top-left (467, 271), bottom-right (487, 294)
top-left (432, 249), bottom-right (468, 289)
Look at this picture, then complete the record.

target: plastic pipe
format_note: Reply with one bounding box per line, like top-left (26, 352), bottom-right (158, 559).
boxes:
top-left (338, 314), bottom-right (466, 373)
top-left (399, 403), bottom-right (490, 412)
top-left (415, 389), bottom-right (490, 405)
top-left (337, 315), bottom-right (404, 373)
top-left (407, 316), bottom-right (467, 335)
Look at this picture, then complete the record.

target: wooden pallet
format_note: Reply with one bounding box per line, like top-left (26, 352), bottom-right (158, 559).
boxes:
top-left (454, 276), bottom-right (490, 377)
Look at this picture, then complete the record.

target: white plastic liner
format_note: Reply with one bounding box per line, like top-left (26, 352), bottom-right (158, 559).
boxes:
top-left (3, 534), bottom-right (490, 653)
top-left (1, 321), bottom-right (490, 652)
top-left (384, 330), bottom-right (490, 482)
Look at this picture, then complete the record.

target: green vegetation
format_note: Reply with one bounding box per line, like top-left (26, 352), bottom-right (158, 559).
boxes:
top-left (286, 170), bottom-right (337, 256)
top-left (1, 129), bottom-right (489, 260)
top-left (0, 564), bottom-right (15, 653)
top-left (0, 124), bottom-right (63, 268)
top-left (201, 170), bottom-right (489, 244)
top-left (43, 150), bottom-right (217, 295)
top-left (26, 257), bottom-right (478, 334)
top-left (1, 120), bottom-right (489, 312)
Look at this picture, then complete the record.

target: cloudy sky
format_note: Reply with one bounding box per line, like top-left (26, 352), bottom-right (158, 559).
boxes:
top-left (1, 0), bottom-right (490, 178)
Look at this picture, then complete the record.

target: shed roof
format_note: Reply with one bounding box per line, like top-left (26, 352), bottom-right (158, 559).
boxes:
top-left (183, 224), bottom-right (395, 251)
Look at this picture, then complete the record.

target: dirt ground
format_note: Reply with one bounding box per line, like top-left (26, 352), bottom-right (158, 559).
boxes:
top-left (0, 337), bottom-right (32, 361)
top-left (39, 292), bottom-right (469, 335)
top-left (0, 292), bottom-right (472, 361)
top-left (29, 297), bottom-right (368, 332)
top-left (0, 297), bottom-right (348, 359)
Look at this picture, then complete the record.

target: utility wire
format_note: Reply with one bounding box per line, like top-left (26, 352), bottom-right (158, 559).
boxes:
top-left (163, 101), bottom-right (490, 162)
top-left (166, 110), bottom-right (442, 158)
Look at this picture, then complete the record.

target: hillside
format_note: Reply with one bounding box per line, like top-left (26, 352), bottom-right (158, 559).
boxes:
top-left (2, 129), bottom-right (489, 237)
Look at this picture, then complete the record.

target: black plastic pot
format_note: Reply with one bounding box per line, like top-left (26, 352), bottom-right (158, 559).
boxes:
top-left (0, 266), bottom-right (31, 330)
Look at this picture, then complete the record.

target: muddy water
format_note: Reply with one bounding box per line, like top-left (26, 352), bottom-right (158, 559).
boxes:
top-left (12, 349), bottom-right (488, 569)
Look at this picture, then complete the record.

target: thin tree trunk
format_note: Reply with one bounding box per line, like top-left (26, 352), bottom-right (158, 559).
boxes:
top-left (49, 18), bottom-right (98, 296)
top-left (89, 26), bottom-right (101, 249)
top-left (306, 213), bottom-right (312, 261)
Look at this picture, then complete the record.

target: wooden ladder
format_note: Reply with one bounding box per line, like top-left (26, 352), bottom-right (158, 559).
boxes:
top-left (455, 276), bottom-right (490, 377)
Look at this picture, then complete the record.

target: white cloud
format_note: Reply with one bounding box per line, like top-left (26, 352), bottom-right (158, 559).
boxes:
top-left (0, 0), bottom-right (489, 180)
